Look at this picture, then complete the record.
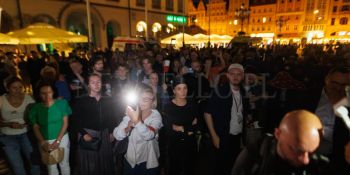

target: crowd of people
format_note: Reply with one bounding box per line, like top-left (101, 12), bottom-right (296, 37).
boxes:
top-left (0, 43), bottom-right (349, 175)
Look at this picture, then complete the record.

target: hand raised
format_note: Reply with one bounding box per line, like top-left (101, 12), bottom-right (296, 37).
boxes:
top-left (126, 106), bottom-right (140, 123)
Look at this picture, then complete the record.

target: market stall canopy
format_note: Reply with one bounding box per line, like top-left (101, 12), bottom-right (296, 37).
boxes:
top-left (7, 23), bottom-right (88, 44)
top-left (192, 34), bottom-right (233, 43)
top-left (230, 36), bottom-right (262, 44)
top-left (161, 33), bottom-right (233, 48)
top-left (0, 33), bottom-right (19, 45)
top-left (161, 33), bottom-right (198, 45)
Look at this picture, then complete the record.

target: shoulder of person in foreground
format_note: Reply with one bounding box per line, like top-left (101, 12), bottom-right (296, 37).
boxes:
top-left (231, 134), bottom-right (274, 175)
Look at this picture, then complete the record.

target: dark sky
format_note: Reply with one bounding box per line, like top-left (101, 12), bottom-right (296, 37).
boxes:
top-left (192, 0), bottom-right (229, 10)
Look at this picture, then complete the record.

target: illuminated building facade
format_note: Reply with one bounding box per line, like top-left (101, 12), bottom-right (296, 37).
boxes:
top-left (188, 0), bottom-right (350, 43)
top-left (249, 0), bottom-right (276, 43)
top-left (326, 0), bottom-right (350, 42)
top-left (0, 0), bottom-right (187, 49)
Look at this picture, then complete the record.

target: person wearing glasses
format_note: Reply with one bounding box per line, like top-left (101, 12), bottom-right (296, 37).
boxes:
top-left (113, 85), bottom-right (162, 175)
top-left (310, 67), bottom-right (350, 174)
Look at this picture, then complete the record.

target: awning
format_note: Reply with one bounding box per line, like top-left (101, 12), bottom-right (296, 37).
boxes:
top-left (7, 23), bottom-right (88, 44)
top-left (0, 33), bottom-right (19, 45)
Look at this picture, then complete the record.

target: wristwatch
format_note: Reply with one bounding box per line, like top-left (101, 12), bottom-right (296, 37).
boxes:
top-left (56, 139), bottom-right (61, 144)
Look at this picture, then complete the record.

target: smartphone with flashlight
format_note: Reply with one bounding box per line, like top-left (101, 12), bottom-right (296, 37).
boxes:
top-left (124, 90), bottom-right (138, 111)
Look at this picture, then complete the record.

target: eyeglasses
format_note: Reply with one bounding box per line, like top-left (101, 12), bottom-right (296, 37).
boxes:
top-left (141, 97), bottom-right (154, 102)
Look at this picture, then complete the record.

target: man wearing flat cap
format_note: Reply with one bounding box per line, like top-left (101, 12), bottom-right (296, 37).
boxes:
top-left (204, 63), bottom-right (248, 175)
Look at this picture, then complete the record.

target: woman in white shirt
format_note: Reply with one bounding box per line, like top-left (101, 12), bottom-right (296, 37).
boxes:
top-left (0, 77), bottom-right (40, 175)
top-left (114, 86), bottom-right (162, 175)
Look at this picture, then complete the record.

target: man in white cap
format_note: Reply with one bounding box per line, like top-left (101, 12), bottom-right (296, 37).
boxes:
top-left (204, 63), bottom-right (247, 175)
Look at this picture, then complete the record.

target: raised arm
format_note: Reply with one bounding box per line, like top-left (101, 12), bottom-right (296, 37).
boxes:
top-left (113, 116), bottom-right (132, 141)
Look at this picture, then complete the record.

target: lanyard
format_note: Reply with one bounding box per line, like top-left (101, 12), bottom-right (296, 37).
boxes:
top-left (232, 93), bottom-right (242, 113)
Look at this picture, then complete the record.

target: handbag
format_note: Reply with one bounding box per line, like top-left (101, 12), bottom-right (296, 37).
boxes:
top-left (40, 148), bottom-right (64, 165)
top-left (114, 137), bottom-right (129, 156)
top-left (113, 128), bottom-right (133, 156)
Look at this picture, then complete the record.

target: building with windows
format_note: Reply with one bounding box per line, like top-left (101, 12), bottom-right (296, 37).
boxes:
top-left (249, 0), bottom-right (276, 43)
top-left (188, 0), bottom-right (350, 43)
top-left (275, 0), bottom-right (306, 42)
top-left (326, 0), bottom-right (350, 41)
top-left (188, 0), bottom-right (250, 36)
top-left (0, 0), bottom-right (187, 49)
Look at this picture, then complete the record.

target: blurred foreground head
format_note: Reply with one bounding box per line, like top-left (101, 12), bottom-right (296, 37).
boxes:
top-left (275, 110), bottom-right (323, 167)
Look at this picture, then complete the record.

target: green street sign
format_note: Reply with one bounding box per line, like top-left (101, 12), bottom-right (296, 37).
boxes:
top-left (166, 15), bottom-right (187, 24)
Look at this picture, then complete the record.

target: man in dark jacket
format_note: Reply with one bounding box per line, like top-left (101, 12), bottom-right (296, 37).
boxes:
top-left (204, 63), bottom-right (248, 175)
top-left (232, 110), bottom-right (328, 175)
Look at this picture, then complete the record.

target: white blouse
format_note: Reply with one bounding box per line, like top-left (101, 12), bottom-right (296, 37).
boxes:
top-left (113, 109), bottom-right (163, 169)
top-left (0, 94), bottom-right (34, 135)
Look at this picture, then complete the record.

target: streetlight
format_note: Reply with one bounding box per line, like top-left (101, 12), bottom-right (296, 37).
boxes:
top-left (233, 19), bottom-right (238, 25)
top-left (0, 7), bottom-right (3, 32)
top-left (234, 3), bottom-right (250, 35)
top-left (313, 9), bottom-right (320, 31)
top-left (85, 0), bottom-right (93, 53)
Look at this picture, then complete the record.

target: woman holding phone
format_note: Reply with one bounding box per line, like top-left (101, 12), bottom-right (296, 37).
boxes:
top-left (0, 77), bottom-right (40, 175)
top-left (114, 85), bottom-right (162, 175)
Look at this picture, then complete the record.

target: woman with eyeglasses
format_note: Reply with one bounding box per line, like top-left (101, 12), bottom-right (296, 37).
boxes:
top-left (163, 78), bottom-right (199, 175)
top-left (113, 85), bottom-right (163, 175)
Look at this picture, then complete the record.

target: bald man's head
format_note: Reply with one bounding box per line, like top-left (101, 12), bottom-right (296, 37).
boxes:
top-left (275, 110), bottom-right (323, 167)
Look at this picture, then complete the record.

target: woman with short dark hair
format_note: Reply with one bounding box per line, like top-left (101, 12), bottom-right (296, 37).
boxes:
top-left (164, 78), bottom-right (199, 175)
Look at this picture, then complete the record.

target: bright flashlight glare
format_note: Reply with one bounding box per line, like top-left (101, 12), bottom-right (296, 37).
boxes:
top-left (125, 91), bottom-right (138, 105)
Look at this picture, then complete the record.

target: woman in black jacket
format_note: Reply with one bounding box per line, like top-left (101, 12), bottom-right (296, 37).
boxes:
top-left (163, 77), bottom-right (199, 175)
top-left (71, 73), bottom-right (122, 175)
